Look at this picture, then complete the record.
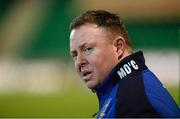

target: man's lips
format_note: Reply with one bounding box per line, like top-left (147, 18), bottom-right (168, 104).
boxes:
top-left (81, 70), bottom-right (92, 82)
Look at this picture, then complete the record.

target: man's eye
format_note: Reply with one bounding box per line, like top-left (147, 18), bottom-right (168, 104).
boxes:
top-left (84, 47), bottom-right (92, 53)
top-left (71, 54), bottom-right (77, 60)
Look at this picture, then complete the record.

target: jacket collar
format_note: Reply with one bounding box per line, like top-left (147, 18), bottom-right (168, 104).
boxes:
top-left (94, 51), bottom-right (148, 98)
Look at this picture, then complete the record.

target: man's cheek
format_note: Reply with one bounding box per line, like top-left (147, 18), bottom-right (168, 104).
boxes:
top-left (75, 67), bottom-right (80, 75)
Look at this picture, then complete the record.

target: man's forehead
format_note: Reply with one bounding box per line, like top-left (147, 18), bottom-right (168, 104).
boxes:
top-left (71, 23), bottom-right (105, 34)
top-left (70, 39), bottom-right (91, 50)
top-left (70, 23), bottom-right (111, 50)
top-left (70, 25), bottom-right (108, 40)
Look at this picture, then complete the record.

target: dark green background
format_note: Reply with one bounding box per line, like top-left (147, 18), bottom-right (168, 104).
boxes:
top-left (1, 0), bottom-right (179, 60)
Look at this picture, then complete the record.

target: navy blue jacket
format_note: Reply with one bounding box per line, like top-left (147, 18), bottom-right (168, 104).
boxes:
top-left (95, 51), bottom-right (180, 118)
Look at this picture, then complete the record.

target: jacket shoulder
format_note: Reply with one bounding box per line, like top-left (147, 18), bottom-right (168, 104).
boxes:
top-left (142, 69), bottom-right (180, 117)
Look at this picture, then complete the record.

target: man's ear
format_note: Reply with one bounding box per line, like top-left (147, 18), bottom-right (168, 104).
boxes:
top-left (114, 36), bottom-right (125, 60)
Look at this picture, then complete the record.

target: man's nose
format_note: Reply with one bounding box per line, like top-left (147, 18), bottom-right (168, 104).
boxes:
top-left (76, 54), bottom-right (87, 67)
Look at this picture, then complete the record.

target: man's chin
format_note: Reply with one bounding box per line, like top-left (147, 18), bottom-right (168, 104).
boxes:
top-left (86, 82), bottom-right (97, 89)
top-left (87, 85), bottom-right (96, 89)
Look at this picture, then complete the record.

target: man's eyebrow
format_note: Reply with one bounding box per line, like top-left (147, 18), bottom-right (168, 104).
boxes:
top-left (70, 42), bottom-right (91, 55)
top-left (80, 43), bottom-right (88, 48)
top-left (74, 42), bottom-right (89, 50)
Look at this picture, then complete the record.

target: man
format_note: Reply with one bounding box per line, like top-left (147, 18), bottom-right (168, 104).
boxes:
top-left (69, 10), bottom-right (180, 118)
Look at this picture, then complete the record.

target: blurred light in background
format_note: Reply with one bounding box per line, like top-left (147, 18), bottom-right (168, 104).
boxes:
top-left (0, 0), bottom-right (179, 117)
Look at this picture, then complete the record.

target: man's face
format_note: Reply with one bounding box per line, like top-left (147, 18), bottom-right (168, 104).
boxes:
top-left (70, 24), bottom-right (119, 89)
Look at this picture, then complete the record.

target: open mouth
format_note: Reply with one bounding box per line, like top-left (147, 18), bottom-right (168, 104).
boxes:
top-left (83, 71), bottom-right (91, 77)
top-left (81, 71), bottom-right (92, 81)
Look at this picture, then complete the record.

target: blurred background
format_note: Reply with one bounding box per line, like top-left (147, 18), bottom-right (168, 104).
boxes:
top-left (0, 0), bottom-right (179, 117)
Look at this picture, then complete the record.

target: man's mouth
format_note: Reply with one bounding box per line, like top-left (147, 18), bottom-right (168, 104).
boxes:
top-left (81, 71), bottom-right (92, 82)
